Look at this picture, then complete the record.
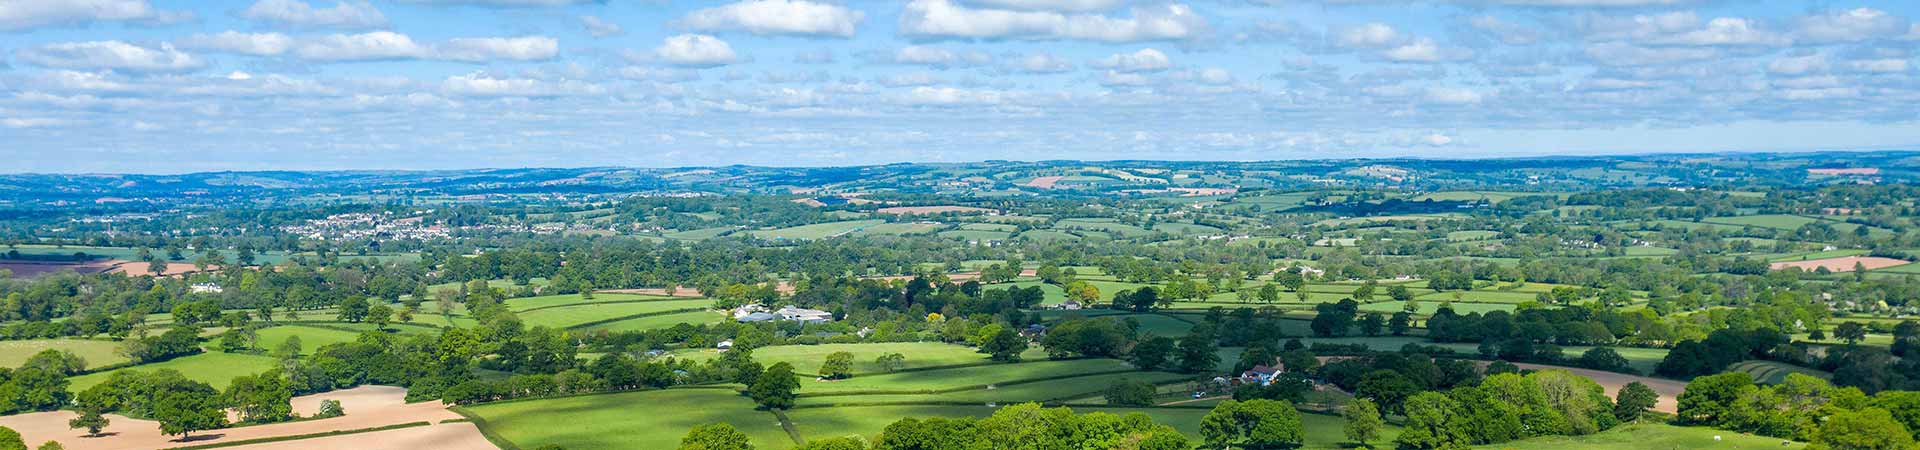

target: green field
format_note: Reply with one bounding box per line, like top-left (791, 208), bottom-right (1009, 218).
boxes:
top-left (0, 338), bottom-right (128, 369)
top-left (516, 299), bottom-right (715, 329)
top-left (461, 388), bottom-right (791, 450)
top-left (249, 325), bottom-right (366, 355)
top-left (69, 351), bottom-right (278, 391)
top-left (799, 358), bottom-right (1136, 395)
top-left (505, 293), bottom-right (678, 312)
top-left (1472, 423), bottom-right (1803, 449)
top-left (582, 310), bottom-right (725, 333)
top-left (752, 219), bottom-right (886, 240)
top-left (674, 342), bottom-right (1046, 377)
top-left (788, 405), bottom-right (1397, 449)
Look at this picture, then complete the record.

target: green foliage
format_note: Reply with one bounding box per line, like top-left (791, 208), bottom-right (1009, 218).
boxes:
top-left (875, 403), bottom-right (1185, 449)
top-left (224, 369), bottom-right (294, 423)
top-left (820, 352), bottom-right (855, 380)
top-left (1614, 382), bottom-right (1658, 423)
top-left (748, 362), bottom-right (800, 410)
top-left (980, 327), bottom-right (1027, 363)
top-left (1103, 379), bottom-right (1157, 407)
top-left (1343, 399), bottom-right (1384, 448)
top-left (678, 423), bottom-right (754, 450)
top-left (1201, 399), bottom-right (1304, 450)
top-left (1811, 407), bottom-right (1914, 450)
top-left (68, 410), bottom-right (109, 436)
top-left (152, 380), bottom-right (226, 437)
top-left (1129, 336), bottom-right (1175, 371)
top-left (0, 427), bottom-right (19, 450)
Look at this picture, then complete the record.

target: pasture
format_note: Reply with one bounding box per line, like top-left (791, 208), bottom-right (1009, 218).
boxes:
top-left (0, 338), bottom-right (127, 369)
top-left (69, 351), bottom-right (278, 391)
top-left (1727, 360), bottom-right (1832, 384)
top-left (460, 388), bottom-right (790, 450)
top-left (1472, 423), bottom-right (1802, 450)
top-left (751, 219), bottom-right (886, 240)
top-left (515, 298), bottom-right (714, 329)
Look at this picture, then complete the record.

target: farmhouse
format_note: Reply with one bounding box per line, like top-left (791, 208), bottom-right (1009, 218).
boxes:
top-left (734, 304), bottom-right (835, 323)
top-left (189, 282), bottom-right (224, 294)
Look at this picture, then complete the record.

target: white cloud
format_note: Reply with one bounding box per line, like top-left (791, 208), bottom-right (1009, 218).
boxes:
top-left (901, 86), bottom-right (1003, 106)
top-left (1423, 86), bottom-right (1486, 105)
top-left (180, 31), bottom-right (296, 56)
top-left (1796, 8), bottom-right (1908, 43)
top-left (15, 41), bottom-right (203, 72)
top-left (899, 0), bottom-right (1207, 43)
top-left (580, 15), bottom-right (623, 38)
top-left (1093, 48), bottom-right (1170, 72)
top-left (1421, 133), bottom-right (1455, 146)
top-left (396, 0), bottom-right (595, 6)
top-left (887, 45), bottom-right (992, 68)
top-left (1580, 11), bottom-right (1699, 41)
top-left (442, 72), bottom-right (603, 97)
top-left (0, 0), bottom-right (189, 31)
top-left (679, 0), bottom-right (865, 38)
top-left (1846, 58), bottom-right (1909, 73)
top-left (2, 117), bottom-right (72, 128)
top-left (435, 36), bottom-right (559, 62)
top-left (1766, 53), bottom-right (1827, 75)
top-left (961, 0), bottom-right (1123, 12)
top-left (1649, 17), bottom-right (1788, 46)
top-left (654, 34), bottom-right (740, 68)
top-left (240, 0), bottom-right (387, 29)
top-left (293, 31), bottom-right (426, 60)
top-left (1011, 52), bottom-right (1073, 73)
top-left (1339, 23), bottom-right (1402, 48)
top-left (1584, 42), bottom-right (1716, 66)
top-left (1100, 70), bottom-right (1150, 86)
top-left (1383, 38), bottom-right (1472, 62)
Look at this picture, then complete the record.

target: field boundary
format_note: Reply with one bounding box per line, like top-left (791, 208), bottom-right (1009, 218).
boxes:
top-left (511, 296), bottom-right (691, 314)
top-left (451, 407), bottom-right (526, 450)
top-left (161, 421), bottom-right (433, 450)
top-left (796, 367), bottom-right (1143, 399)
top-left (563, 307), bottom-right (712, 330)
top-left (772, 409), bottom-right (804, 446)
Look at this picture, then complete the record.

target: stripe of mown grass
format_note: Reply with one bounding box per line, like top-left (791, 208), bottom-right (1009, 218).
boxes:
top-left (562, 308), bottom-right (708, 330)
top-left (160, 421), bottom-right (432, 450)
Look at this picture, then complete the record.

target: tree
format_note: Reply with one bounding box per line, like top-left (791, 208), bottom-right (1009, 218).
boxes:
top-left (69, 410), bottom-right (109, 436)
top-left (1343, 399), bottom-right (1384, 448)
top-left (1837, 322), bottom-right (1869, 345)
top-left (1389, 312), bottom-right (1412, 336)
top-left (1131, 336), bottom-right (1175, 371)
top-left (820, 352), bottom-right (855, 380)
top-left (1812, 407), bottom-right (1914, 450)
top-left (152, 382), bottom-right (226, 439)
top-left (0, 427), bottom-right (19, 450)
top-left (224, 370), bottom-right (294, 423)
top-left (874, 353), bottom-right (906, 373)
top-left (749, 362), bottom-right (800, 410)
top-left (1355, 370), bottom-right (1419, 414)
top-left (366, 305), bottom-right (393, 330)
top-left (1201, 399), bottom-right (1303, 450)
top-left (1676, 372), bottom-right (1754, 425)
top-left (980, 327), bottom-right (1027, 363)
top-left (35, 442), bottom-right (59, 450)
top-left (337, 296), bottom-right (370, 323)
top-left (1358, 313), bottom-right (1384, 336)
top-left (1395, 392), bottom-right (1468, 450)
top-left (1105, 379), bottom-right (1157, 407)
top-left (793, 437), bottom-right (866, 450)
top-left (679, 423), bottom-right (754, 450)
top-left (316, 399), bottom-right (345, 418)
top-left (21, 350), bottom-right (86, 376)
top-left (1176, 331), bottom-right (1219, 373)
top-left (1590, 375), bottom-right (1642, 419)
top-left (1578, 347), bottom-right (1632, 373)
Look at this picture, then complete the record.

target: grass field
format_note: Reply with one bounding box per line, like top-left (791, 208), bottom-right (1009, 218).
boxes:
top-left (69, 351), bottom-right (278, 391)
top-left (581, 310), bottom-right (725, 333)
top-left (516, 299), bottom-right (715, 329)
top-left (788, 404), bottom-right (1396, 449)
top-left (752, 219), bottom-right (887, 240)
top-left (1472, 423), bottom-right (1802, 449)
top-left (504, 293), bottom-right (678, 312)
top-left (1727, 360), bottom-right (1832, 384)
top-left (675, 342), bottom-right (1046, 377)
top-left (250, 325), bottom-right (366, 355)
top-left (0, 338), bottom-right (128, 369)
top-left (799, 358), bottom-right (1137, 395)
top-left (461, 388), bottom-right (791, 450)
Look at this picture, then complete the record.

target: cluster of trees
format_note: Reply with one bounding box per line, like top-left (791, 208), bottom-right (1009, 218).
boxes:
top-left (1394, 371), bottom-right (1628, 449)
top-left (1677, 372), bottom-right (1920, 449)
top-left (676, 403), bottom-right (1190, 450)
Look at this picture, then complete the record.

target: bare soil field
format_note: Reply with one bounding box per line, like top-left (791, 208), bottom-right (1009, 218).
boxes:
top-left (0, 386), bottom-right (470, 450)
top-left (1024, 176), bottom-right (1065, 189)
top-left (1508, 363), bottom-right (1686, 414)
top-left (0, 261), bottom-right (119, 277)
top-left (600, 286), bottom-right (706, 297)
top-left (1769, 255), bottom-right (1910, 272)
top-left (876, 205), bottom-right (995, 215)
top-left (221, 422), bottom-right (494, 450)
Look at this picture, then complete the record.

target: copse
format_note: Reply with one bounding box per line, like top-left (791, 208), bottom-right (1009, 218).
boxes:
top-left (1394, 370), bottom-right (1618, 449)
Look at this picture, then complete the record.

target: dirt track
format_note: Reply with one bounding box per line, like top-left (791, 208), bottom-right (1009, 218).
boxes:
top-left (0, 386), bottom-right (484, 450)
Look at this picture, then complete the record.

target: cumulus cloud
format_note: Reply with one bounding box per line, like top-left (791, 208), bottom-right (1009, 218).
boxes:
top-left (239, 0), bottom-right (388, 29)
top-left (1339, 23), bottom-right (1402, 48)
top-left (1649, 17), bottom-right (1788, 46)
top-left (899, 0), bottom-right (1207, 43)
top-left (882, 45), bottom-right (992, 68)
top-left (1423, 86), bottom-right (1487, 105)
top-left (1093, 48), bottom-right (1170, 72)
top-left (1795, 8), bottom-right (1909, 43)
top-left (180, 31), bottom-right (296, 56)
top-left (1766, 53), bottom-right (1827, 75)
top-left (1383, 38), bottom-right (1473, 62)
top-left (15, 41), bottom-right (203, 72)
top-left (678, 0), bottom-right (865, 38)
top-left (1584, 42), bottom-right (1716, 66)
top-left (1010, 52), bottom-right (1073, 73)
top-left (441, 71), bottom-right (604, 97)
top-left (0, 0), bottom-right (190, 31)
top-left (580, 15), bottom-right (623, 38)
top-left (961, 0), bottom-right (1123, 12)
top-left (654, 34), bottom-right (740, 67)
top-left (185, 31), bottom-right (556, 62)
top-left (900, 85), bottom-right (1003, 106)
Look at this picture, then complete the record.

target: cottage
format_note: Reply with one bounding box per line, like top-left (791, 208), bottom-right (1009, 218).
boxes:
top-left (716, 340), bottom-right (734, 351)
top-left (189, 283), bottom-right (224, 294)
top-left (1059, 300), bottom-right (1083, 310)
top-left (1239, 365), bottom-right (1281, 386)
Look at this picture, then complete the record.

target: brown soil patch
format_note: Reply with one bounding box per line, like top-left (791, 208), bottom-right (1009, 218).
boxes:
top-left (221, 422), bottom-right (494, 450)
top-left (1770, 256), bottom-right (1909, 272)
top-left (0, 386), bottom-right (465, 450)
top-left (106, 260), bottom-right (216, 277)
top-left (1024, 176), bottom-right (1065, 189)
top-left (876, 206), bottom-right (995, 215)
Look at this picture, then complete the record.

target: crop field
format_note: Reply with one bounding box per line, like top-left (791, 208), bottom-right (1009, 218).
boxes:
top-left (752, 219), bottom-right (887, 240)
top-left (0, 338), bottom-right (127, 369)
top-left (1728, 360), bottom-right (1832, 384)
top-left (582, 310), bottom-right (724, 333)
top-left (938, 229), bottom-right (1013, 242)
top-left (69, 351), bottom-right (278, 391)
top-left (1472, 423), bottom-right (1802, 450)
top-left (1054, 218), bottom-right (1151, 237)
top-left (461, 388), bottom-right (790, 450)
top-left (1769, 255), bottom-right (1909, 272)
top-left (515, 299), bottom-right (714, 329)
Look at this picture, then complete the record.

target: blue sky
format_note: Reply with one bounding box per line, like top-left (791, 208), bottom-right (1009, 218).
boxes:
top-left (3, 0), bottom-right (1919, 173)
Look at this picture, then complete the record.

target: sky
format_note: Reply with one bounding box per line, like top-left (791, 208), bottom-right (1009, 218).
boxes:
top-left (3, 0), bottom-right (1920, 173)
